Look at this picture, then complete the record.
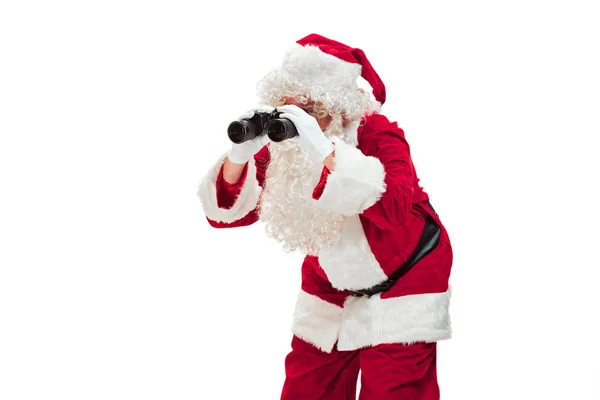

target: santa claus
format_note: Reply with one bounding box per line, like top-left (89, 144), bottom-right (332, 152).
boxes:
top-left (197, 34), bottom-right (453, 400)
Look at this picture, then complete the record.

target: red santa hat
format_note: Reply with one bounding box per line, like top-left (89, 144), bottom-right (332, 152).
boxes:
top-left (257, 34), bottom-right (385, 119)
top-left (294, 33), bottom-right (386, 105)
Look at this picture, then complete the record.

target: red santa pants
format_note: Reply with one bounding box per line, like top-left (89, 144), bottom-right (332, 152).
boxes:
top-left (280, 336), bottom-right (439, 400)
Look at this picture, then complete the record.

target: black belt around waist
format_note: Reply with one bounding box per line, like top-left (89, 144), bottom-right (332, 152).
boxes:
top-left (346, 202), bottom-right (441, 298)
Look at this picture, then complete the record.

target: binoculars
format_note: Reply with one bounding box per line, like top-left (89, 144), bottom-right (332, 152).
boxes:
top-left (227, 109), bottom-right (298, 144)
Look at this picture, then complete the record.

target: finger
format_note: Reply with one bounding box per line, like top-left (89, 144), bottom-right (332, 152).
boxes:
top-left (276, 104), bottom-right (305, 115)
top-left (254, 105), bottom-right (275, 113)
top-left (258, 134), bottom-right (271, 145)
top-left (238, 105), bottom-right (274, 120)
top-left (238, 111), bottom-right (254, 120)
top-left (278, 112), bottom-right (302, 125)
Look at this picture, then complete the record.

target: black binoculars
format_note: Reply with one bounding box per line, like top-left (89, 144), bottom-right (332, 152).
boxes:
top-left (227, 110), bottom-right (298, 144)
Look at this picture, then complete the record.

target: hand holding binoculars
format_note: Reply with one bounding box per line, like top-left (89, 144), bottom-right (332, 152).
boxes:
top-left (227, 109), bottom-right (298, 144)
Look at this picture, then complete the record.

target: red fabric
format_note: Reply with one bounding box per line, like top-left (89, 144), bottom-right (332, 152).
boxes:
top-left (356, 113), bottom-right (419, 229)
top-left (296, 34), bottom-right (386, 104)
top-left (305, 113), bottom-right (451, 291)
top-left (311, 166), bottom-right (331, 200)
top-left (206, 146), bottom-right (270, 229)
top-left (281, 336), bottom-right (439, 400)
top-left (216, 163), bottom-right (248, 209)
top-left (207, 113), bottom-right (452, 298)
top-left (202, 115), bottom-right (452, 389)
top-left (301, 256), bottom-right (347, 307)
top-left (345, 113), bottom-right (453, 288)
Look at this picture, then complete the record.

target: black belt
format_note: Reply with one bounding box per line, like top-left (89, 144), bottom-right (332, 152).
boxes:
top-left (346, 202), bottom-right (441, 298)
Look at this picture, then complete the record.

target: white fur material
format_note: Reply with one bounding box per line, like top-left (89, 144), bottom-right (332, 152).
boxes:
top-left (337, 289), bottom-right (452, 351)
top-left (341, 121), bottom-right (360, 147)
top-left (317, 215), bottom-right (388, 290)
top-left (282, 44), bottom-right (362, 93)
top-left (290, 288), bottom-right (452, 353)
top-left (312, 137), bottom-right (386, 216)
top-left (291, 290), bottom-right (343, 353)
top-left (196, 153), bottom-right (261, 223)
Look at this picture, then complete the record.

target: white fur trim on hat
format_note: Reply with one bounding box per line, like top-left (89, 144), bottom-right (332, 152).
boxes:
top-left (257, 45), bottom-right (378, 121)
top-left (282, 44), bottom-right (361, 92)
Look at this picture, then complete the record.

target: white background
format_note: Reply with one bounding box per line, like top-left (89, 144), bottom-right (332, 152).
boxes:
top-left (1, 1), bottom-right (599, 399)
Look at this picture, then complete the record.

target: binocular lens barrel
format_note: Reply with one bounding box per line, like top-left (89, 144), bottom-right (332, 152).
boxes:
top-left (227, 120), bottom-right (259, 144)
top-left (267, 119), bottom-right (298, 142)
top-left (227, 111), bottom-right (298, 144)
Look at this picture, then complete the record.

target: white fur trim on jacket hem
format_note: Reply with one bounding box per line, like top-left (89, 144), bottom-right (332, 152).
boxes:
top-left (291, 288), bottom-right (452, 353)
top-left (291, 290), bottom-right (343, 353)
top-left (317, 215), bottom-right (388, 291)
top-left (337, 289), bottom-right (452, 351)
top-left (312, 137), bottom-right (386, 216)
top-left (197, 153), bottom-right (261, 224)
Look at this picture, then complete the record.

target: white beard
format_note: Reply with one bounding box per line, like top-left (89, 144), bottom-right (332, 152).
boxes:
top-left (257, 116), bottom-right (357, 255)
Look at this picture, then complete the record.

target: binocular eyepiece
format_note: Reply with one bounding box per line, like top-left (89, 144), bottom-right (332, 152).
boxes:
top-left (227, 110), bottom-right (298, 144)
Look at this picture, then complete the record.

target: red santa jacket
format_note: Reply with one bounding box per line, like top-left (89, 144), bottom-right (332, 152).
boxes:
top-left (198, 113), bottom-right (453, 352)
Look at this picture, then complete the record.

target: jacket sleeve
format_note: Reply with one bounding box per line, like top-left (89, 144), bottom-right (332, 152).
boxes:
top-left (311, 115), bottom-right (414, 230)
top-left (197, 145), bottom-right (270, 228)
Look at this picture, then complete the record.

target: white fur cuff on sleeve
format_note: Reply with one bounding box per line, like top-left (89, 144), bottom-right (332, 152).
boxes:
top-left (312, 138), bottom-right (386, 215)
top-left (197, 153), bottom-right (261, 223)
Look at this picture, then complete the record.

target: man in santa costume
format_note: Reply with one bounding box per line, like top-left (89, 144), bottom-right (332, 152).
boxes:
top-left (197, 34), bottom-right (453, 399)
